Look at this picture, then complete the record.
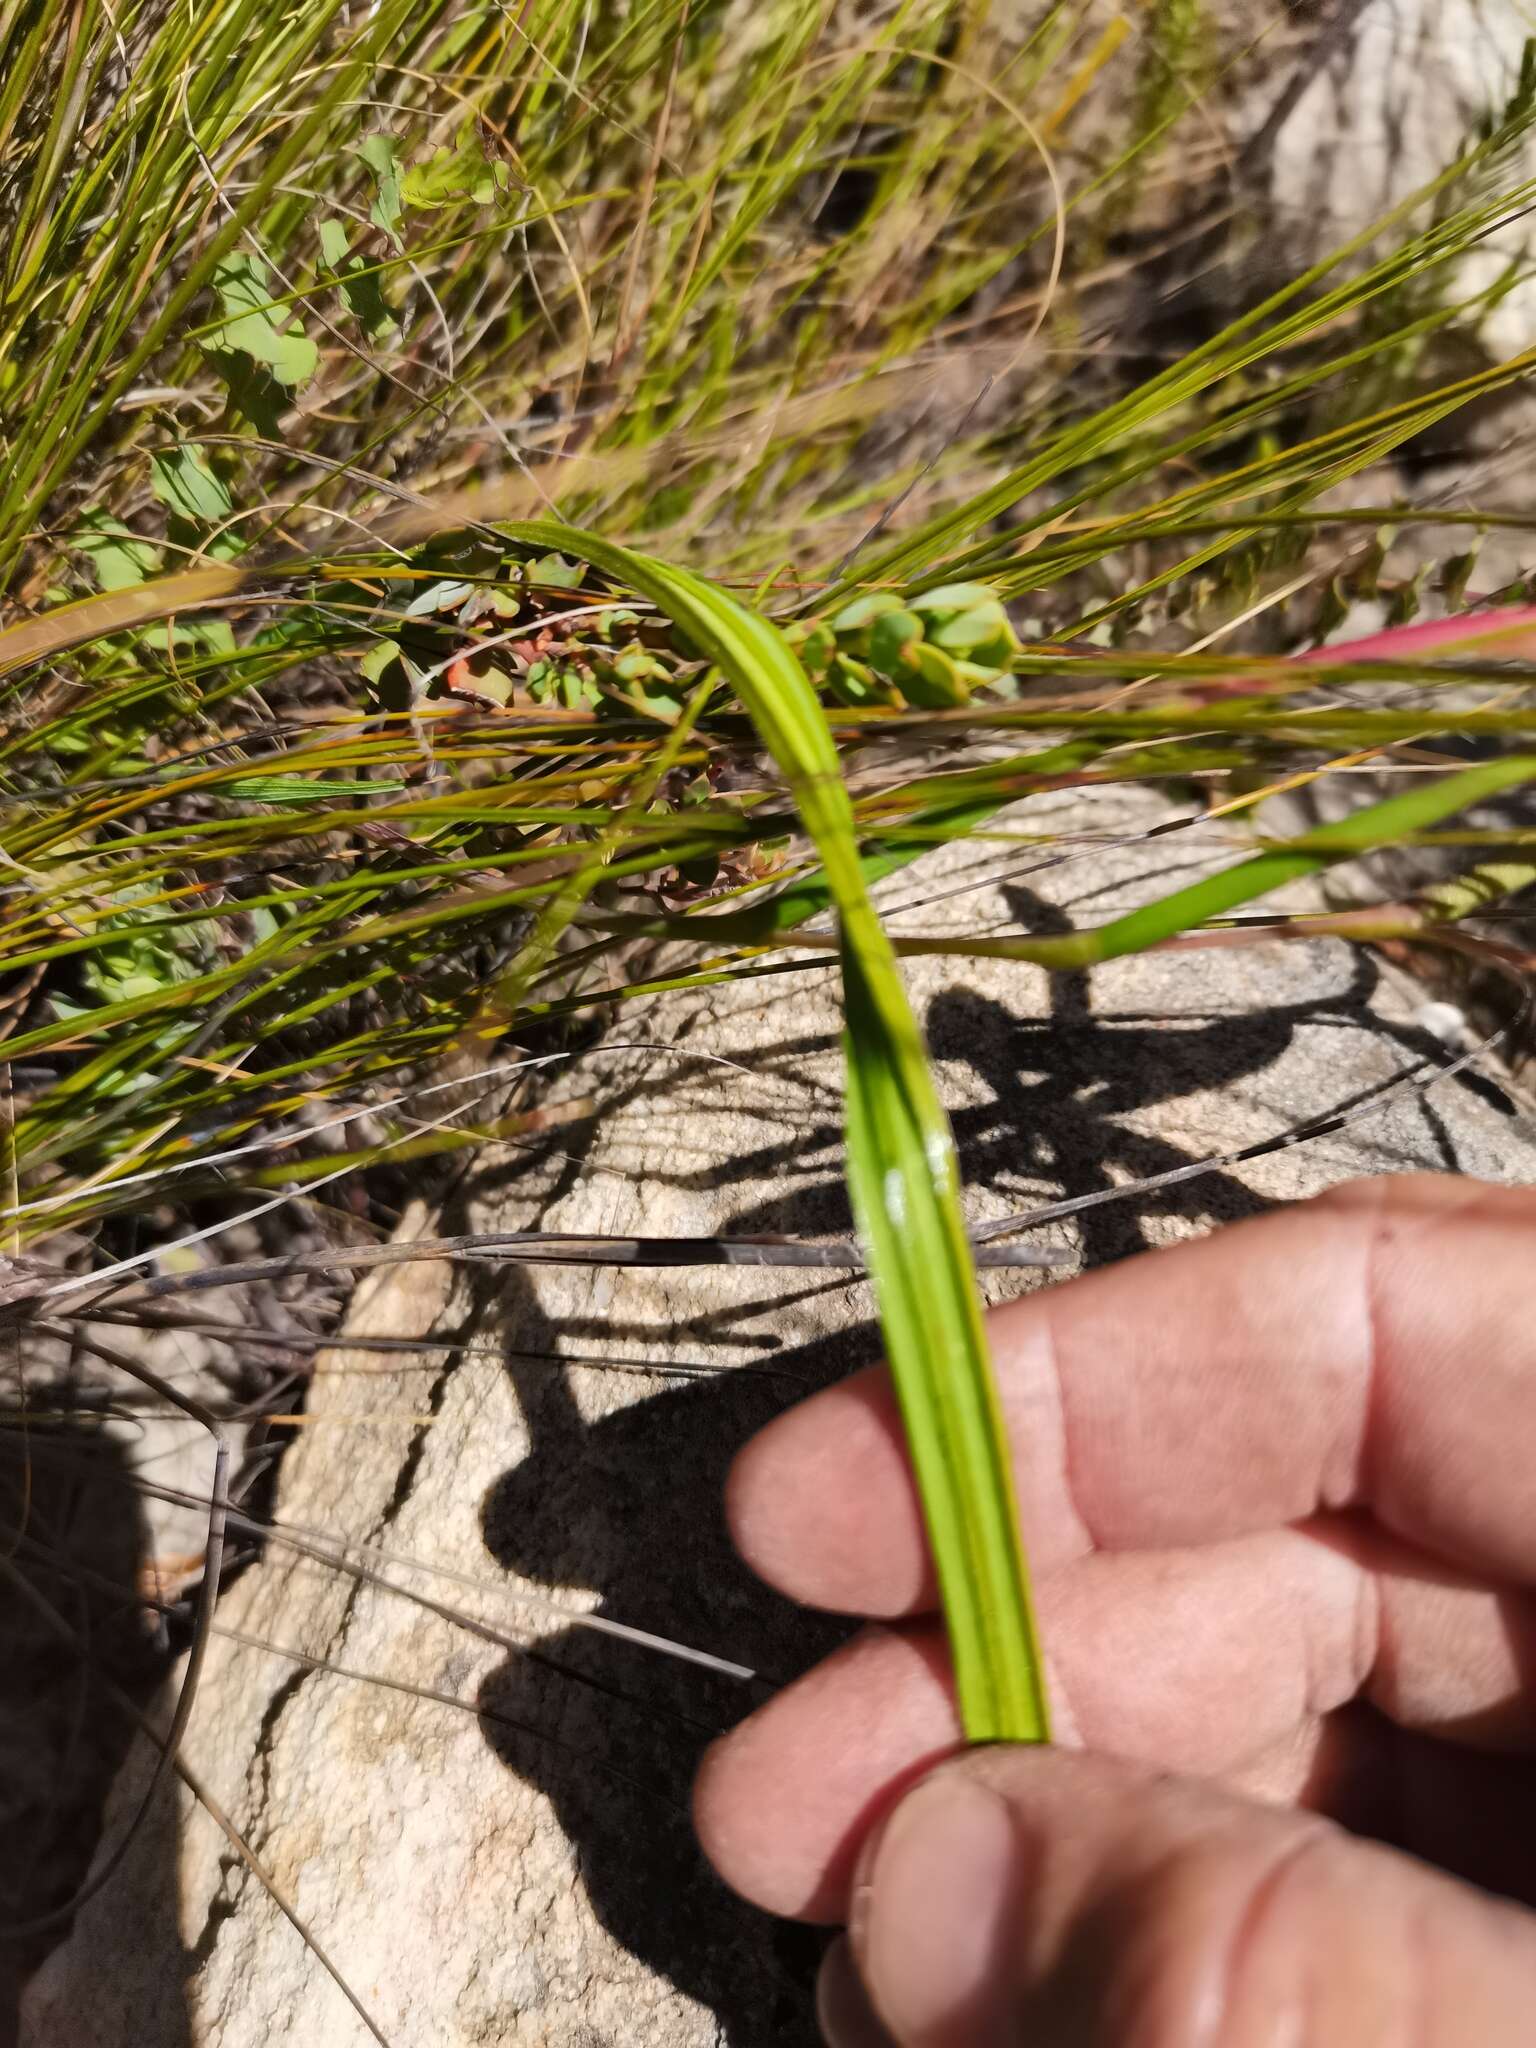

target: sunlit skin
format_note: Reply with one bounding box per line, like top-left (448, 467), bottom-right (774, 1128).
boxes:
top-left (694, 1174), bottom-right (1536, 2045)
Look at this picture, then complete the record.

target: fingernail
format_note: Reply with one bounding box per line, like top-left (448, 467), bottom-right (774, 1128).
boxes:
top-left (852, 1770), bottom-right (1023, 2046)
top-left (817, 1935), bottom-right (896, 2048)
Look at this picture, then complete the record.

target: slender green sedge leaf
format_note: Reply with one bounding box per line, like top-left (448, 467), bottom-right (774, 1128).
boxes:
top-left (1058, 754), bottom-right (1536, 968)
top-left (224, 776), bottom-right (406, 803)
top-left (485, 520), bottom-right (1050, 1746)
top-left (574, 757), bottom-right (1536, 970)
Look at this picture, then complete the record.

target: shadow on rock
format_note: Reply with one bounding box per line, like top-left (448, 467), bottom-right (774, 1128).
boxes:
top-left (0, 1419), bottom-right (192, 2048)
top-left (477, 1268), bottom-right (863, 2046)
top-left (471, 907), bottom-right (1495, 2043)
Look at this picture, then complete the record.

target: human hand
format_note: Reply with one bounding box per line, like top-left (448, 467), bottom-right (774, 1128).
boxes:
top-left (694, 1175), bottom-right (1536, 2045)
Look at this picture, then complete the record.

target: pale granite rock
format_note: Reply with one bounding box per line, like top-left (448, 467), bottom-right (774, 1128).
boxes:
top-left (24, 782), bottom-right (1536, 2048)
top-left (1253, 0), bottom-right (1536, 358)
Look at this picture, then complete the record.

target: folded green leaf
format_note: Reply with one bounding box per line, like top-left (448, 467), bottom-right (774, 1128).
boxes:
top-left (318, 220), bottom-right (397, 342)
top-left (356, 133), bottom-right (404, 242)
top-left (150, 445), bottom-right (234, 525)
top-left (489, 519), bottom-right (1051, 1746)
top-left (400, 129), bottom-right (510, 211)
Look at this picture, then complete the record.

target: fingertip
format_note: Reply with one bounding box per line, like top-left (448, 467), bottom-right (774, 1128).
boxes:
top-left (691, 1675), bottom-right (858, 1923)
top-left (693, 1625), bottom-right (961, 1922)
top-left (720, 1411), bottom-right (801, 1590)
top-left (724, 1374), bottom-right (933, 1615)
top-left (691, 1709), bottom-right (858, 1924)
top-left (691, 1725), bottom-right (770, 1912)
top-left (852, 1765), bottom-right (1029, 2048)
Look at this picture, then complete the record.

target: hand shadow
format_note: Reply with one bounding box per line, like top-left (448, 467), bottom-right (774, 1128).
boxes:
top-left (477, 1272), bottom-right (864, 2046)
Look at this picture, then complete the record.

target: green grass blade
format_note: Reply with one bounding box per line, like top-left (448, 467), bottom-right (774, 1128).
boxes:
top-left (712, 755), bottom-right (1536, 971)
top-left (488, 519), bottom-right (1049, 1746)
top-left (1063, 754), bottom-right (1536, 967)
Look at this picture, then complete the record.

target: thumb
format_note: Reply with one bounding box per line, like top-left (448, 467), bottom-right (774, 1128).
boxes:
top-left (823, 1745), bottom-right (1536, 2048)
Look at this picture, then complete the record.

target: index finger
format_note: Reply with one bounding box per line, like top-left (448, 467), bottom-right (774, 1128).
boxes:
top-left (726, 1175), bottom-right (1536, 1616)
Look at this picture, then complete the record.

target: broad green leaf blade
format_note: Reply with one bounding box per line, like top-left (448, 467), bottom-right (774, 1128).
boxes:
top-left (356, 133), bottom-right (405, 241)
top-left (486, 520), bottom-right (1049, 1744)
top-left (72, 514), bottom-right (162, 592)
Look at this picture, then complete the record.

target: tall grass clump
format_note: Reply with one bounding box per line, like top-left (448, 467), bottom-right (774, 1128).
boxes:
top-left (4, 0), bottom-right (1536, 1944)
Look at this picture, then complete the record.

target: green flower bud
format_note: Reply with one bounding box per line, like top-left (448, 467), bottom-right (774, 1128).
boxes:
top-left (612, 646), bottom-right (665, 683)
top-left (911, 581), bottom-right (1019, 671)
top-left (825, 652), bottom-right (900, 708)
top-left (828, 590), bottom-right (905, 636)
top-left (826, 590), bottom-right (908, 662)
top-left (785, 618), bottom-right (837, 679)
top-left (867, 606), bottom-right (925, 680)
top-left (895, 640), bottom-right (972, 708)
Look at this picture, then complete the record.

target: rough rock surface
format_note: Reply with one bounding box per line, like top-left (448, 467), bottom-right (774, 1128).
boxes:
top-left (24, 782), bottom-right (1536, 2048)
top-left (1254, 0), bottom-right (1536, 359)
